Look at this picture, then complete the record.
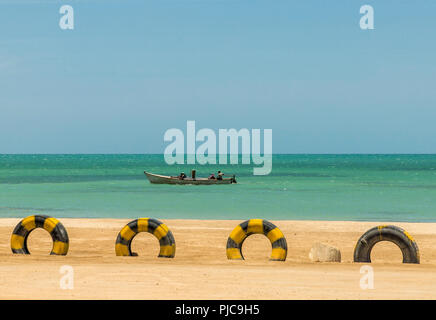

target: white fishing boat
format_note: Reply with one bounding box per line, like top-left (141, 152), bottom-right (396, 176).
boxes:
top-left (144, 171), bottom-right (236, 185)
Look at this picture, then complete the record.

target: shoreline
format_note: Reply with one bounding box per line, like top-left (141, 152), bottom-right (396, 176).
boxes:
top-left (2, 216), bottom-right (436, 223)
top-left (1, 218), bottom-right (436, 299)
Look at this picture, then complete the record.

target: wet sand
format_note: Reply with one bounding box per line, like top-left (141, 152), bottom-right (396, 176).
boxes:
top-left (0, 218), bottom-right (435, 299)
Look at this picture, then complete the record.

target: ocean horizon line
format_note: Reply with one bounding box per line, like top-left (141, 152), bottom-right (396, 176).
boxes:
top-left (2, 153), bottom-right (436, 156)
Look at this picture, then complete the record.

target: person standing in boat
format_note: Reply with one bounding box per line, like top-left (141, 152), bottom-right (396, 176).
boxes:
top-left (217, 171), bottom-right (224, 180)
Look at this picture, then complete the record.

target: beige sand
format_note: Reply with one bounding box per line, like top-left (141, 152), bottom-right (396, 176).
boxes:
top-left (0, 218), bottom-right (436, 299)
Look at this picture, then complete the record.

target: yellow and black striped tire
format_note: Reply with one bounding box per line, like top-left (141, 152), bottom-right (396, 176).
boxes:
top-left (226, 219), bottom-right (287, 261)
top-left (354, 225), bottom-right (420, 264)
top-left (10, 215), bottom-right (69, 255)
top-left (115, 218), bottom-right (176, 258)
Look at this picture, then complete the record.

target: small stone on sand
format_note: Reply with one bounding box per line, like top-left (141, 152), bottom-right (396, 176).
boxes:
top-left (309, 242), bottom-right (341, 262)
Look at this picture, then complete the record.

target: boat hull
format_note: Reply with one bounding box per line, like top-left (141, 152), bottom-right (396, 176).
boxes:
top-left (144, 171), bottom-right (235, 185)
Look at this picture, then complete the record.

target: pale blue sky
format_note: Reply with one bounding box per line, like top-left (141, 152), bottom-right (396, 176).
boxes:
top-left (0, 0), bottom-right (435, 153)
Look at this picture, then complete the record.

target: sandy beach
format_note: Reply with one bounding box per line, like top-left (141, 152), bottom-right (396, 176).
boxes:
top-left (0, 218), bottom-right (436, 299)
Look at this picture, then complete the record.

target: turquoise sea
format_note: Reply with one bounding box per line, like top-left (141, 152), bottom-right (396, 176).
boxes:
top-left (0, 154), bottom-right (436, 222)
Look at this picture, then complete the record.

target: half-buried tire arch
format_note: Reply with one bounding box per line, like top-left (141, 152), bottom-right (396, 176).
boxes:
top-left (226, 219), bottom-right (287, 261)
top-left (115, 218), bottom-right (176, 258)
top-left (11, 215), bottom-right (69, 255)
top-left (353, 225), bottom-right (420, 264)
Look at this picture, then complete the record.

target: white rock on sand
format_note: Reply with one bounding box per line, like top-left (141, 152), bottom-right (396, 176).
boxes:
top-left (309, 242), bottom-right (341, 262)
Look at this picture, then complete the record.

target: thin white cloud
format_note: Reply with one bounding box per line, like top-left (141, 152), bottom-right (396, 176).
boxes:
top-left (0, 0), bottom-right (106, 4)
top-left (0, 56), bottom-right (17, 70)
top-left (0, 0), bottom-right (61, 4)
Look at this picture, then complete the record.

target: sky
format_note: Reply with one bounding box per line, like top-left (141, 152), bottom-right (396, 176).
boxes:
top-left (0, 0), bottom-right (435, 154)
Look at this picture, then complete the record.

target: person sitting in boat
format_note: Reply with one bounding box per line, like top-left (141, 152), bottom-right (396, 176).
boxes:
top-left (217, 171), bottom-right (224, 180)
top-left (208, 173), bottom-right (216, 180)
top-left (178, 172), bottom-right (187, 180)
